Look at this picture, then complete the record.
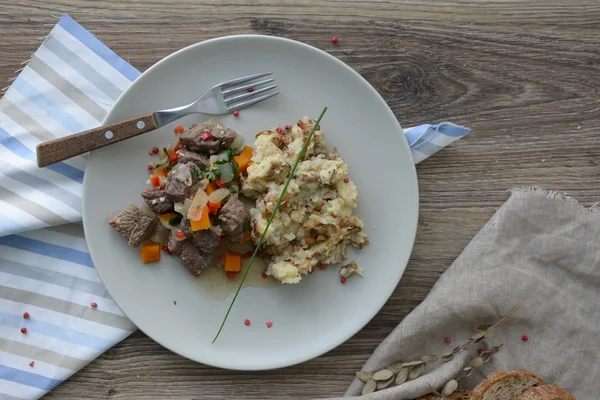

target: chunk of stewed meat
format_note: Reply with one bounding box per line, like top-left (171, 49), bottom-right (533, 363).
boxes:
top-left (179, 243), bottom-right (209, 275)
top-left (177, 148), bottom-right (209, 169)
top-left (180, 124), bottom-right (220, 154)
top-left (165, 163), bottom-right (196, 203)
top-left (141, 189), bottom-right (174, 214)
top-left (192, 229), bottom-right (220, 254)
top-left (108, 204), bottom-right (156, 247)
top-left (212, 128), bottom-right (237, 148)
top-left (167, 230), bottom-right (188, 256)
top-left (217, 194), bottom-right (250, 240)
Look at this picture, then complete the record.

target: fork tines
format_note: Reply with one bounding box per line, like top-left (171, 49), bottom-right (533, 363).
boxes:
top-left (221, 72), bottom-right (279, 110)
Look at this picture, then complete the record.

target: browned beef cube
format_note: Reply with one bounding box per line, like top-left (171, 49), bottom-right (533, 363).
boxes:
top-left (180, 124), bottom-right (220, 154)
top-left (179, 243), bottom-right (208, 275)
top-left (165, 163), bottom-right (196, 203)
top-left (177, 148), bottom-right (209, 169)
top-left (212, 128), bottom-right (237, 148)
top-left (141, 189), bottom-right (174, 214)
top-left (167, 231), bottom-right (187, 256)
top-left (192, 229), bottom-right (220, 254)
top-left (217, 194), bottom-right (250, 240)
top-left (108, 204), bottom-right (156, 247)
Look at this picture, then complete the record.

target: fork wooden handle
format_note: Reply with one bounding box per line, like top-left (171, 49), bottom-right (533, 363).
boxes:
top-left (36, 112), bottom-right (159, 168)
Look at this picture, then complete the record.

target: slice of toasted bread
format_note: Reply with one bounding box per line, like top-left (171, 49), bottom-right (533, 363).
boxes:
top-left (470, 369), bottom-right (543, 400)
top-left (518, 384), bottom-right (575, 400)
top-left (418, 390), bottom-right (471, 400)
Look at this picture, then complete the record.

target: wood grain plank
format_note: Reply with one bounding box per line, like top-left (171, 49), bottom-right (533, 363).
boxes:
top-left (0, 1), bottom-right (598, 398)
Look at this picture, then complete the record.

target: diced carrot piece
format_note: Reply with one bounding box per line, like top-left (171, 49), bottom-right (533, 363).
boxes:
top-left (155, 169), bottom-right (168, 177)
top-left (190, 205), bottom-right (211, 231)
top-left (150, 175), bottom-right (160, 187)
top-left (141, 243), bottom-right (161, 264)
top-left (173, 140), bottom-right (184, 152)
top-left (205, 182), bottom-right (218, 196)
top-left (158, 213), bottom-right (177, 223)
top-left (238, 232), bottom-right (251, 245)
top-left (175, 231), bottom-right (186, 239)
top-left (233, 146), bottom-right (253, 174)
top-left (224, 251), bottom-right (242, 272)
top-left (209, 206), bottom-right (219, 215)
top-left (167, 149), bottom-right (178, 162)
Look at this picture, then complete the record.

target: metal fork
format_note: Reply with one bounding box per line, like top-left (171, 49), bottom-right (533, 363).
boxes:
top-left (36, 73), bottom-right (279, 167)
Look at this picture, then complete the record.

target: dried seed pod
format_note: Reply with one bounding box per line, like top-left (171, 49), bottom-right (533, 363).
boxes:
top-left (441, 352), bottom-right (454, 362)
top-left (376, 376), bottom-right (394, 390)
top-left (355, 371), bottom-right (373, 383)
top-left (461, 367), bottom-right (473, 377)
top-left (470, 357), bottom-right (484, 368)
top-left (372, 369), bottom-right (394, 381)
top-left (422, 355), bottom-right (439, 363)
top-left (388, 363), bottom-right (405, 373)
top-left (401, 360), bottom-right (424, 367)
top-left (484, 326), bottom-right (495, 338)
top-left (409, 363), bottom-right (424, 379)
top-left (481, 351), bottom-right (493, 363)
top-left (395, 368), bottom-right (409, 385)
top-left (442, 379), bottom-right (458, 397)
top-left (477, 324), bottom-right (493, 332)
top-left (452, 345), bottom-right (462, 354)
top-left (362, 379), bottom-right (376, 395)
top-left (470, 331), bottom-right (486, 341)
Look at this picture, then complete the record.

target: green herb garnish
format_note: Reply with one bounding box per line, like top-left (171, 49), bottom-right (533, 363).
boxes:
top-left (168, 213), bottom-right (183, 226)
top-left (227, 148), bottom-right (238, 160)
top-left (242, 222), bottom-right (250, 232)
top-left (231, 160), bottom-right (240, 176)
top-left (228, 185), bottom-right (237, 194)
top-left (212, 106), bottom-right (328, 343)
top-left (163, 147), bottom-right (169, 158)
top-left (207, 168), bottom-right (220, 181)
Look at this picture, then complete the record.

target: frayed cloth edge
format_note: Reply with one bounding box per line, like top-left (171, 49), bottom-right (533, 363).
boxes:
top-left (508, 187), bottom-right (600, 215)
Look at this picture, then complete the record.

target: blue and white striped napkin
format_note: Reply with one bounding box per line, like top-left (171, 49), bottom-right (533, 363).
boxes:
top-left (0, 14), bottom-right (469, 398)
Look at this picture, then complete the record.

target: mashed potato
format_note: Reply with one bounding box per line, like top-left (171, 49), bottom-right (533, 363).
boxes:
top-left (241, 117), bottom-right (368, 284)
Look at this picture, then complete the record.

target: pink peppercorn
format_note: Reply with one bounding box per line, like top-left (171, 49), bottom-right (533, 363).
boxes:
top-left (23, 312), bottom-right (30, 319)
top-left (244, 319), bottom-right (251, 326)
top-left (266, 321), bottom-right (273, 328)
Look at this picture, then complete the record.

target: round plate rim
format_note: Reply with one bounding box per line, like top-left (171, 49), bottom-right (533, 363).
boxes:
top-left (82, 34), bottom-right (419, 370)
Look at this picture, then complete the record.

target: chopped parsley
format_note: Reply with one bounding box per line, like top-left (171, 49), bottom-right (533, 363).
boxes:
top-left (168, 213), bottom-right (183, 226)
top-left (242, 222), bottom-right (251, 232)
top-left (207, 168), bottom-right (220, 181)
top-left (163, 147), bottom-right (169, 158)
top-left (231, 160), bottom-right (239, 176)
top-left (227, 148), bottom-right (238, 160)
top-left (228, 185), bottom-right (237, 193)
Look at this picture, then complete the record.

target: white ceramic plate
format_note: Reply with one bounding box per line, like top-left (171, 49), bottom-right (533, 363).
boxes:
top-left (83, 35), bottom-right (418, 370)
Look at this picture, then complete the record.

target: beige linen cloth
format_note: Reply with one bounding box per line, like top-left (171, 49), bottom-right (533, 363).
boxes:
top-left (337, 188), bottom-right (599, 399)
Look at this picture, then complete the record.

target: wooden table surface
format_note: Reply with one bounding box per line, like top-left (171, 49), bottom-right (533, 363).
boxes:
top-left (1, 1), bottom-right (599, 398)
